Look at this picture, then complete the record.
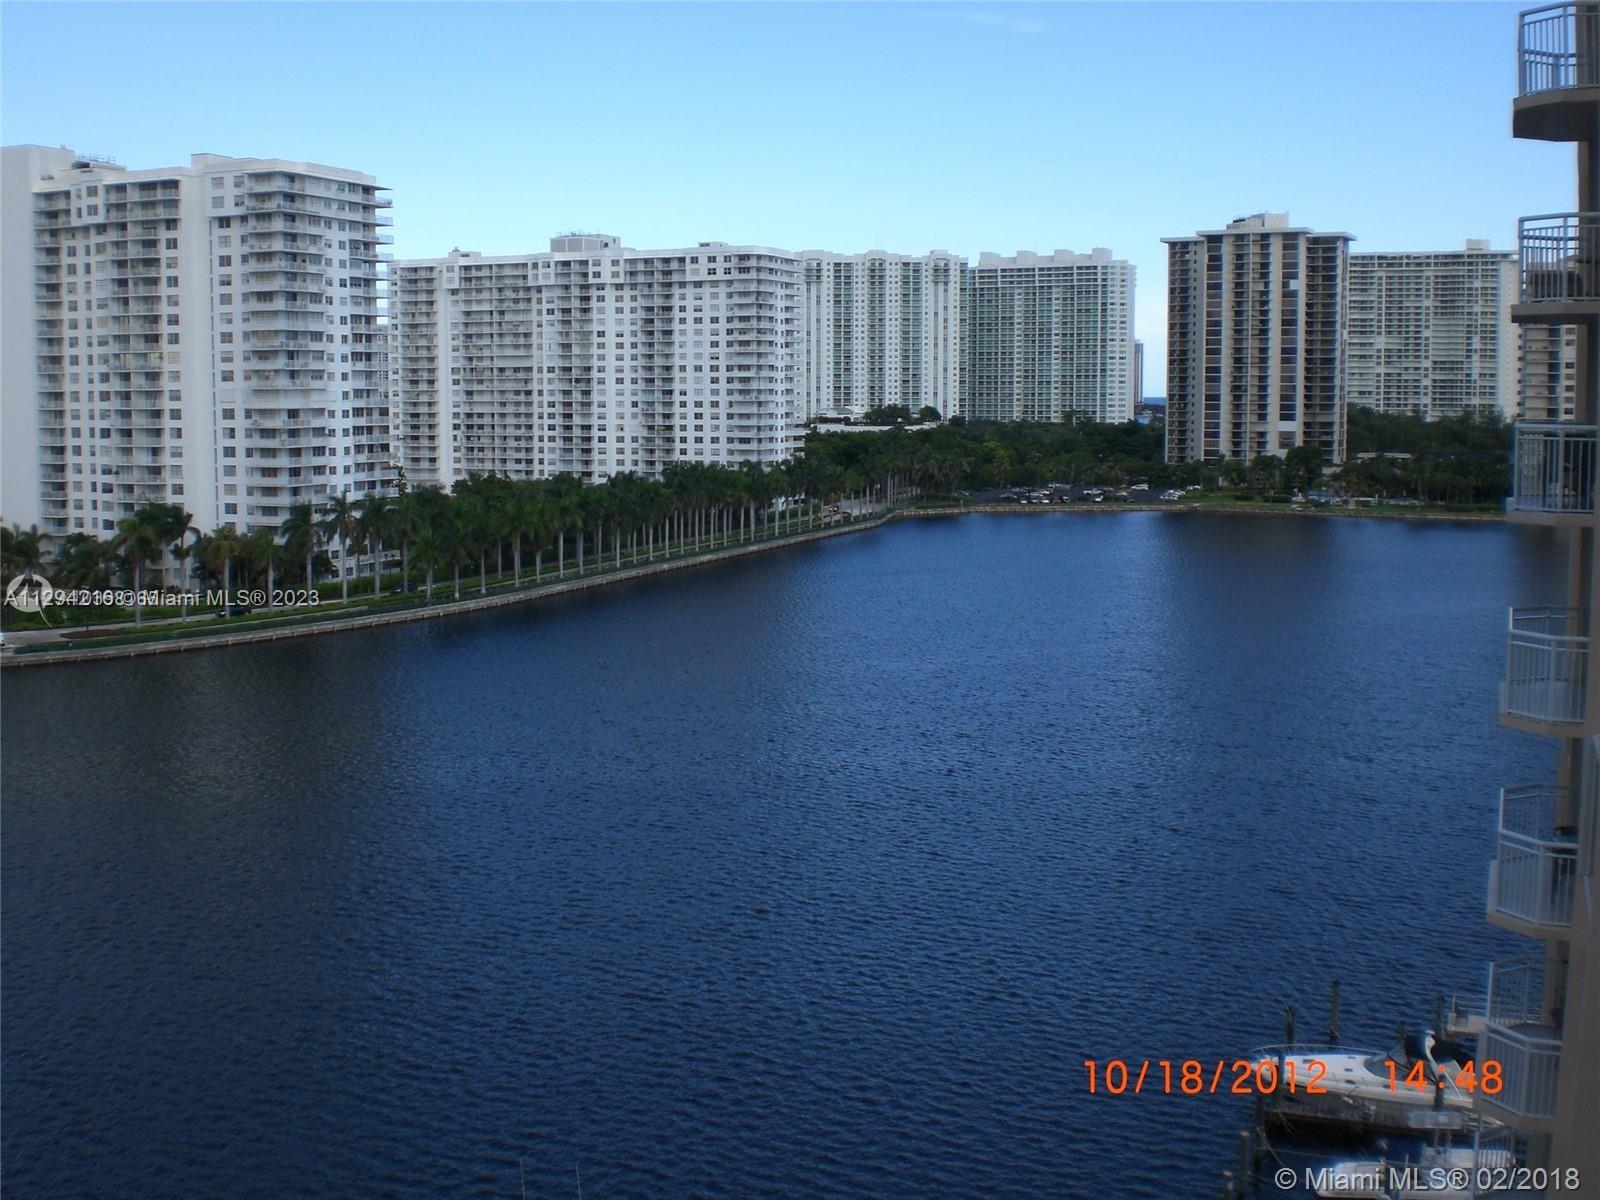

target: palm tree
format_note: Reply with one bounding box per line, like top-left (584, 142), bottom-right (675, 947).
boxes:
top-left (240, 529), bottom-right (279, 607)
top-left (356, 494), bottom-right (394, 598)
top-left (54, 532), bottom-right (111, 589)
top-left (391, 490), bottom-right (421, 592)
top-left (53, 532), bottom-right (110, 626)
top-left (740, 462), bottom-right (772, 543)
top-left (201, 525), bottom-right (245, 610)
top-left (148, 504), bottom-right (199, 618)
top-left (411, 528), bottom-right (441, 601)
top-left (110, 512), bottom-right (164, 626)
top-left (506, 484), bottom-right (539, 585)
top-left (459, 494), bottom-right (493, 595)
top-left (319, 493), bottom-right (360, 604)
top-left (3, 523), bottom-right (46, 584)
top-left (278, 502), bottom-right (321, 591)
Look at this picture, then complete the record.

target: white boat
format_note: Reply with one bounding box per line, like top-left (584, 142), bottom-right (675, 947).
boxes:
top-left (1313, 1144), bottom-right (1515, 1198)
top-left (1253, 1032), bottom-right (1485, 1131)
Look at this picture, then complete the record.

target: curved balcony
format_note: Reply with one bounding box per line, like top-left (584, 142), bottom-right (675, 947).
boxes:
top-left (1487, 785), bottom-right (1579, 934)
top-left (1500, 606), bottom-right (1591, 734)
top-left (1516, 3), bottom-right (1600, 141)
top-left (1514, 214), bottom-right (1600, 322)
top-left (1508, 420), bottom-right (1597, 521)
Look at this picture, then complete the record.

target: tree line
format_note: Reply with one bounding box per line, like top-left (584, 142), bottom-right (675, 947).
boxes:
top-left (0, 411), bottom-right (1518, 625)
top-left (1, 457), bottom-right (896, 625)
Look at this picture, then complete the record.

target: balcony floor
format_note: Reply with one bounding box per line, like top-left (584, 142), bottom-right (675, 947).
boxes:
top-left (1514, 90), bottom-right (1600, 142)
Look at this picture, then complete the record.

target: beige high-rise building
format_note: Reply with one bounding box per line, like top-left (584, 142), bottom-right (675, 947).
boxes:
top-left (1346, 242), bottom-right (1518, 421)
top-left (1163, 213), bottom-right (1351, 465)
top-left (1486, 4), bottom-right (1600, 1181)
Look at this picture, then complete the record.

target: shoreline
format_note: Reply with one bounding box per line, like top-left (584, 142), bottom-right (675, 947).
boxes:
top-left (0, 502), bottom-right (1504, 667)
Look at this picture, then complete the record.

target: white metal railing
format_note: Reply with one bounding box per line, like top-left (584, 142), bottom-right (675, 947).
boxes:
top-left (1520, 2), bottom-right (1600, 94)
top-left (1445, 992), bottom-right (1488, 1035)
top-left (1480, 1020), bottom-right (1563, 1120)
top-left (1488, 956), bottom-right (1548, 1026)
top-left (1491, 785), bottom-right (1579, 927)
top-left (1520, 213), bottom-right (1600, 303)
top-left (1502, 606), bottom-right (1589, 725)
top-left (1510, 421), bottom-right (1598, 514)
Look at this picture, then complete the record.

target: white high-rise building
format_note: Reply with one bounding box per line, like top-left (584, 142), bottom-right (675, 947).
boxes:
top-left (0, 145), bottom-right (392, 551)
top-left (798, 250), bottom-right (962, 420)
top-left (389, 235), bottom-right (801, 487)
top-left (959, 248), bottom-right (1136, 424)
top-left (1164, 213), bottom-right (1351, 464)
top-left (1347, 241), bottom-right (1519, 420)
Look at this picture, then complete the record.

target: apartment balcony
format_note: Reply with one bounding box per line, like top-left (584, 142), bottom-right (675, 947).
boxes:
top-left (1516, 2), bottom-right (1600, 139)
top-left (1500, 606), bottom-right (1591, 733)
top-left (1514, 213), bottom-right (1600, 322)
top-left (1508, 420), bottom-right (1597, 521)
top-left (1478, 956), bottom-right (1564, 1127)
top-left (1487, 785), bottom-right (1580, 934)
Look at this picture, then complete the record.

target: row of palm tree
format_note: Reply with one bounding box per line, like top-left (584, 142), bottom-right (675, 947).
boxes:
top-left (4, 448), bottom-right (928, 625)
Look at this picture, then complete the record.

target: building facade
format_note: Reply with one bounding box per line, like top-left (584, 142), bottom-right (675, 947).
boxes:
top-left (0, 145), bottom-right (391, 551)
top-left (960, 248), bottom-right (1136, 424)
top-left (1519, 323), bottom-right (1579, 421)
top-left (798, 250), bottom-right (962, 420)
top-left (1483, 6), bottom-right (1600, 1180)
top-left (1346, 241), bottom-right (1518, 421)
top-left (389, 235), bottom-right (802, 487)
top-left (1164, 213), bottom-right (1351, 464)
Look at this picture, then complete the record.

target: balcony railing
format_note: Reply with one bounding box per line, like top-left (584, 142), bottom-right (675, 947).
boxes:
top-left (1502, 606), bottom-right (1589, 725)
top-left (1490, 785), bottom-right (1579, 928)
top-left (1520, 213), bottom-right (1600, 303)
top-left (1520, 3), bottom-right (1600, 95)
top-left (1510, 421), bottom-right (1597, 515)
top-left (1481, 957), bottom-right (1563, 1120)
top-left (1488, 955), bottom-right (1548, 1027)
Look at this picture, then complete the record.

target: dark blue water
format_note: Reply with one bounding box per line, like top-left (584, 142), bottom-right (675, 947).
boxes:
top-left (1, 513), bottom-right (1563, 1198)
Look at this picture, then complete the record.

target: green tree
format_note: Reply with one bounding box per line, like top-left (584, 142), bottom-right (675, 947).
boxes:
top-left (319, 493), bottom-right (360, 604)
top-left (356, 494), bottom-right (395, 597)
top-left (279, 502), bottom-right (322, 589)
top-left (110, 511), bottom-right (165, 626)
top-left (1283, 445), bottom-right (1325, 494)
top-left (201, 526), bottom-right (245, 610)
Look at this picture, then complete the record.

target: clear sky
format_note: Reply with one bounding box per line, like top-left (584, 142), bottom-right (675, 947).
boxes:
top-left (0, 1), bottom-right (1572, 394)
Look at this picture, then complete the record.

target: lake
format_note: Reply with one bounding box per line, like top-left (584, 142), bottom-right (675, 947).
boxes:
top-left (0, 512), bottom-right (1564, 1198)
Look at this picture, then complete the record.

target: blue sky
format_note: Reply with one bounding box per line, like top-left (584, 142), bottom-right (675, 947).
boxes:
top-left (1, 1), bottom-right (1571, 394)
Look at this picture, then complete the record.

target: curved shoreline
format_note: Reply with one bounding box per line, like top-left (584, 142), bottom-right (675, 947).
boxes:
top-left (0, 502), bottom-right (1504, 667)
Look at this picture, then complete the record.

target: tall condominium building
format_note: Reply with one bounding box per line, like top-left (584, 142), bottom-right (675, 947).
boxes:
top-left (960, 248), bottom-right (1136, 424)
top-left (0, 145), bottom-right (391, 553)
top-left (1346, 240), bottom-right (1518, 420)
top-left (389, 235), bottom-right (801, 487)
top-left (1481, 7), bottom-right (1600, 1179)
top-left (1164, 213), bottom-right (1351, 464)
top-left (1519, 323), bottom-right (1579, 420)
top-left (798, 250), bottom-right (962, 420)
